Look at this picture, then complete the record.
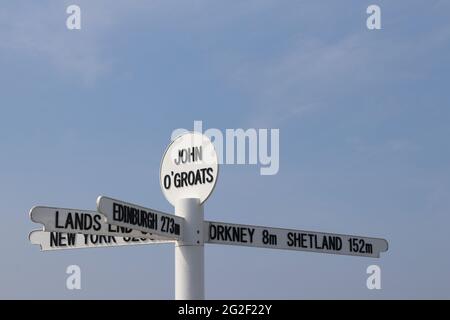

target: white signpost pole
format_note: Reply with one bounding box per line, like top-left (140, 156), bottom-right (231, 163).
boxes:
top-left (175, 198), bottom-right (204, 300)
top-left (160, 132), bottom-right (219, 300)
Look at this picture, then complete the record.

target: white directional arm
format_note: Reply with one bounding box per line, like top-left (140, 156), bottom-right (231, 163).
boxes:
top-left (29, 230), bottom-right (173, 251)
top-left (30, 206), bottom-right (169, 240)
top-left (97, 196), bottom-right (184, 240)
top-left (204, 221), bottom-right (388, 258)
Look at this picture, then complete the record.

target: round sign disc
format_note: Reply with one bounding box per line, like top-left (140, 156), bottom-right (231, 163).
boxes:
top-left (160, 132), bottom-right (219, 206)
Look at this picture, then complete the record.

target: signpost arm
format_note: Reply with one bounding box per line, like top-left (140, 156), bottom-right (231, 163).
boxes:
top-left (175, 198), bottom-right (204, 300)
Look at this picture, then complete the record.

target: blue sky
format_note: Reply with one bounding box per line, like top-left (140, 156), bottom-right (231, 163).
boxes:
top-left (1, 0), bottom-right (450, 299)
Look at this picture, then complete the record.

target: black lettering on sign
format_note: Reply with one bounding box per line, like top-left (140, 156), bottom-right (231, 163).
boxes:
top-left (262, 230), bottom-right (277, 246)
top-left (313, 235), bottom-right (342, 251)
top-left (107, 224), bottom-right (133, 234)
top-left (124, 237), bottom-right (146, 243)
top-left (90, 235), bottom-right (99, 245)
top-left (49, 232), bottom-right (76, 247)
top-left (163, 175), bottom-right (171, 189)
top-left (209, 224), bottom-right (216, 240)
top-left (218, 225), bottom-right (225, 241)
top-left (172, 168), bottom-right (215, 189)
top-left (112, 203), bottom-right (157, 230)
top-left (55, 211), bottom-right (63, 229)
top-left (86, 234), bottom-right (114, 245)
top-left (58, 233), bottom-right (67, 247)
top-left (113, 203), bottom-right (121, 221)
top-left (108, 224), bottom-right (117, 233)
top-left (209, 224), bottom-right (255, 243)
top-left (93, 214), bottom-right (102, 231)
top-left (181, 171), bottom-right (188, 186)
top-left (286, 232), bottom-right (342, 252)
top-left (67, 233), bottom-right (76, 246)
top-left (174, 147), bottom-right (203, 165)
top-left (206, 168), bottom-right (214, 183)
top-left (50, 232), bottom-right (60, 247)
top-left (160, 216), bottom-right (177, 234)
top-left (54, 211), bottom-right (101, 231)
top-left (323, 236), bottom-right (342, 251)
top-left (348, 238), bottom-right (372, 254)
top-left (286, 232), bottom-right (301, 248)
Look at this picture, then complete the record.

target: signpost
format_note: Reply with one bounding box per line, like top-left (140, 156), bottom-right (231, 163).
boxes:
top-left (28, 132), bottom-right (389, 299)
top-left (97, 196), bottom-right (183, 240)
top-left (160, 132), bottom-right (219, 206)
top-left (30, 230), bottom-right (171, 251)
top-left (204, 221), bottom-right (388, 258)
top-left (160, 132), bottom-right (218, 300)
top-left (30, 206), bottom-right (169, 240)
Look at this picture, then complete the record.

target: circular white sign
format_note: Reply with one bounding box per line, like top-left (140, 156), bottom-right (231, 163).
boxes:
top-left (160, 132), bottom-right (219, 206)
